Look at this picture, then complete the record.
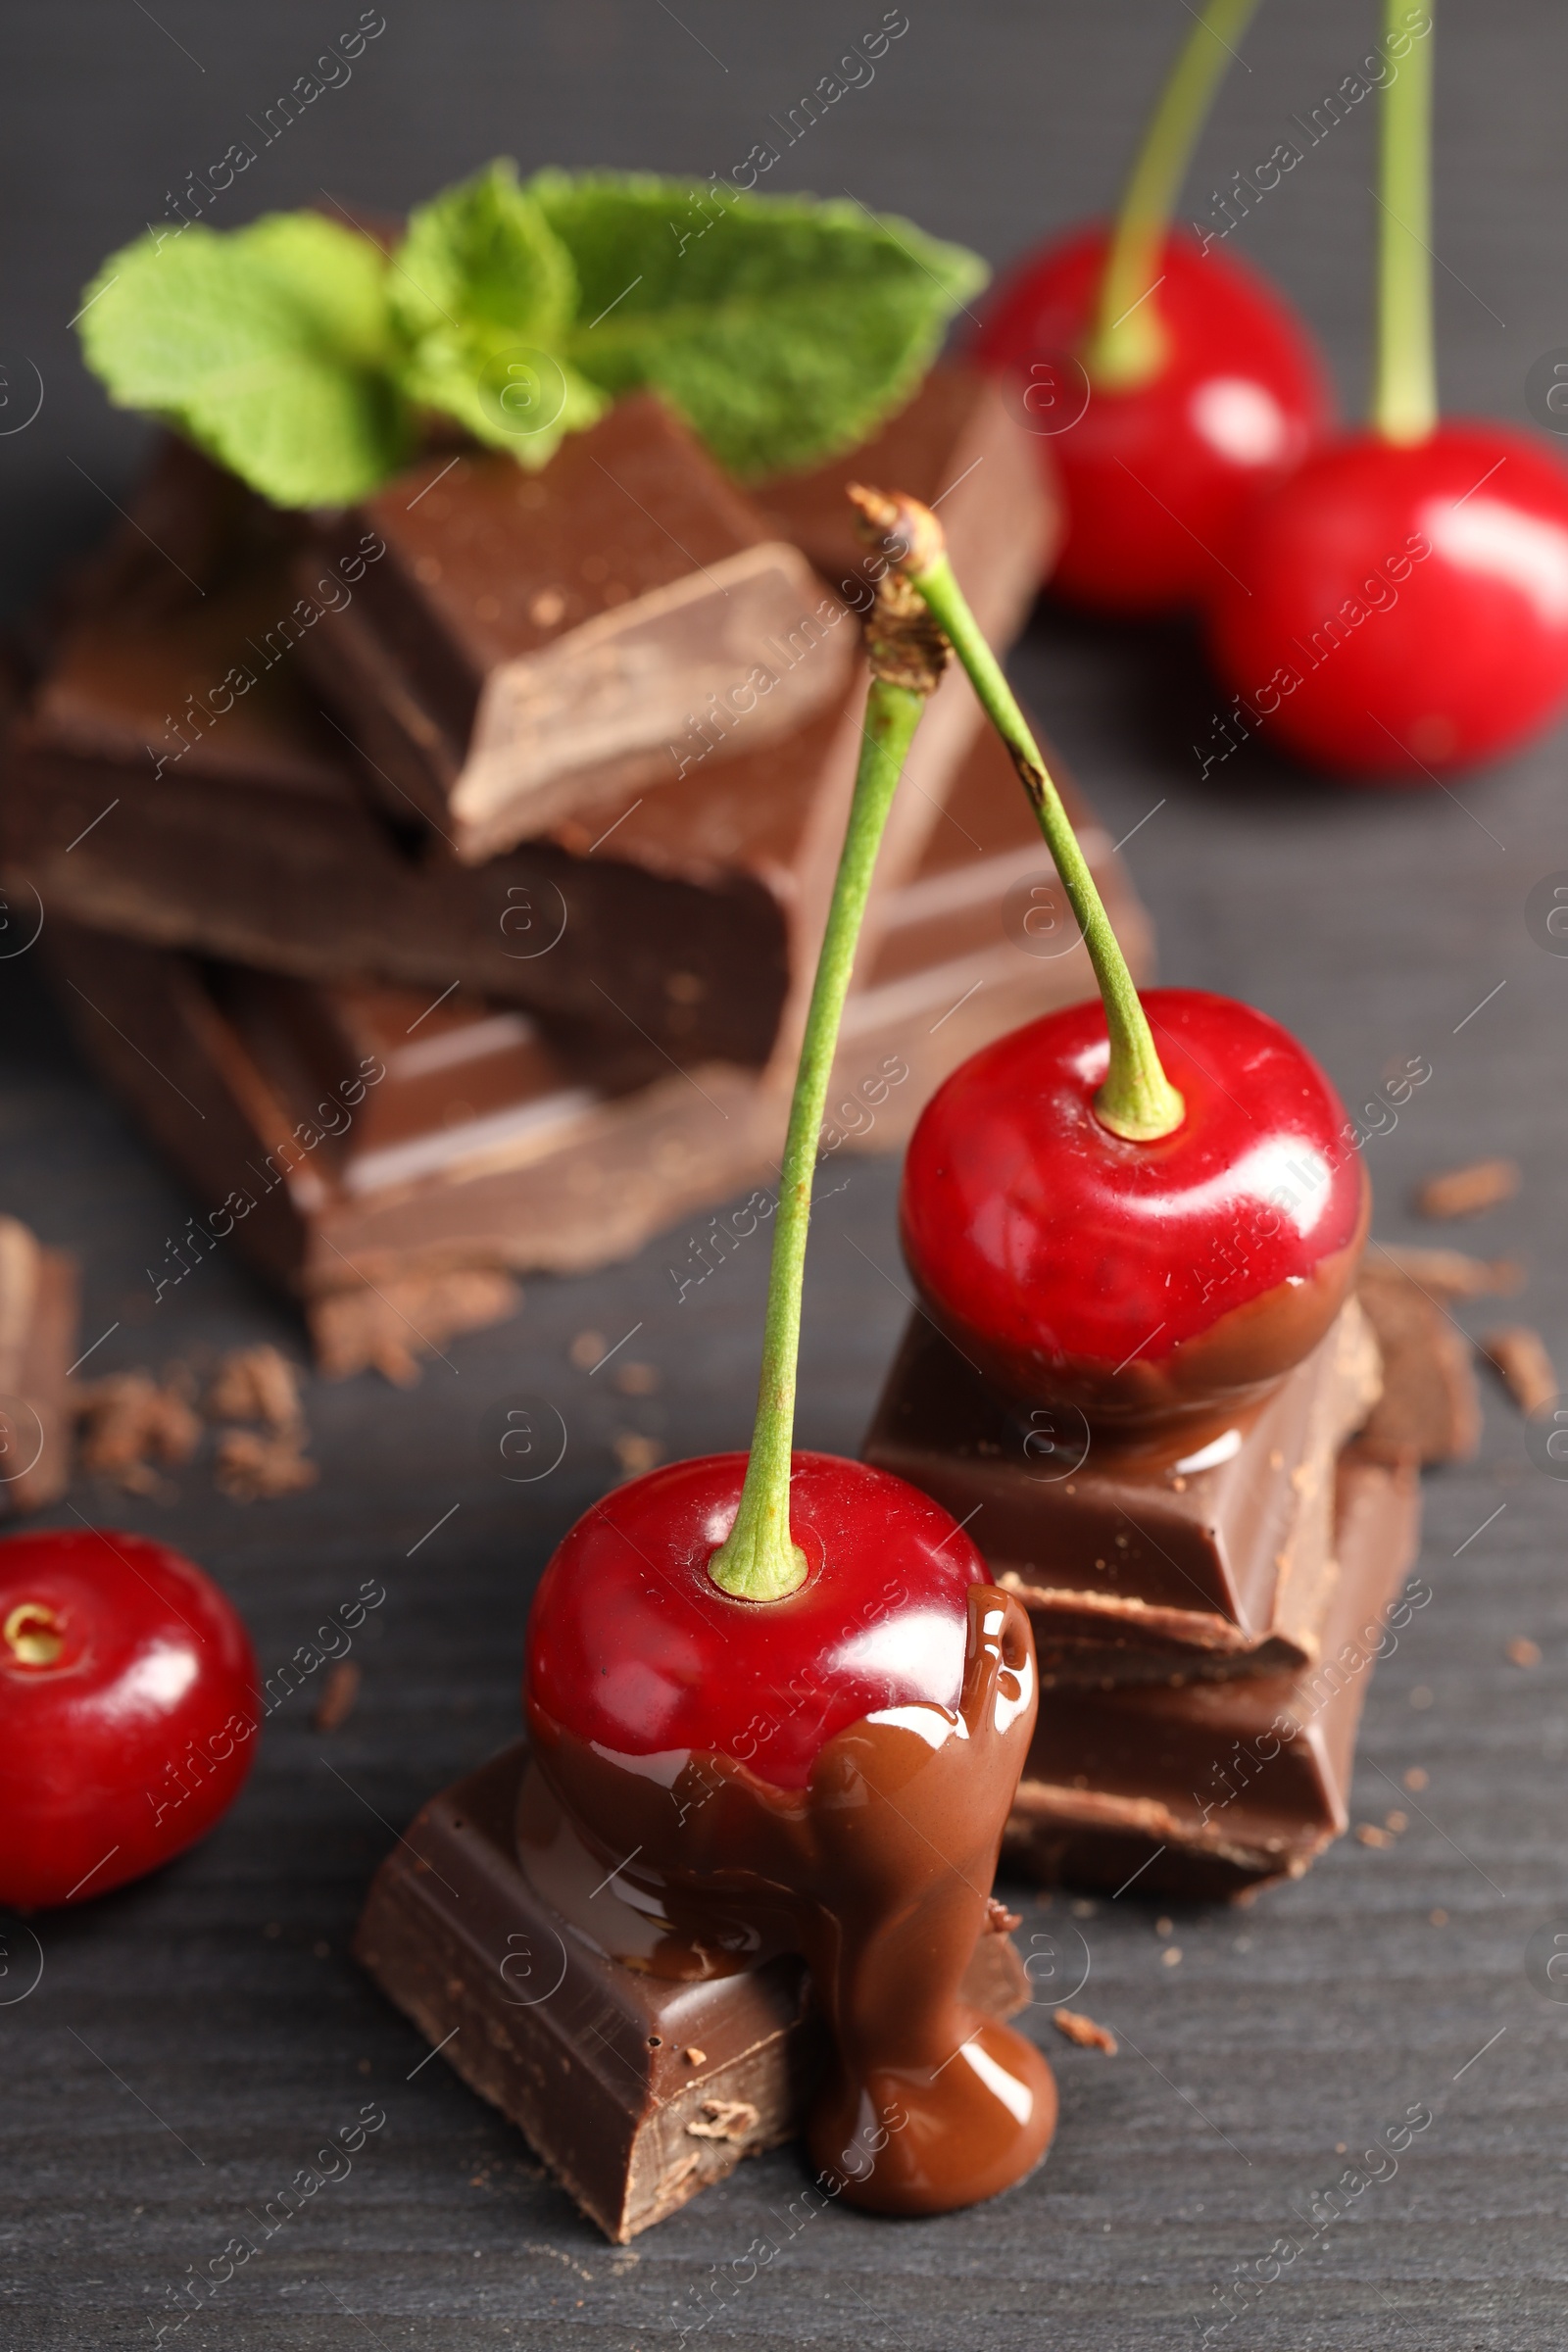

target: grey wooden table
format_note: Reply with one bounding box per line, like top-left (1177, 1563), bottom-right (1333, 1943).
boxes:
top-left (3, 4), bottom-right (1566, 2344)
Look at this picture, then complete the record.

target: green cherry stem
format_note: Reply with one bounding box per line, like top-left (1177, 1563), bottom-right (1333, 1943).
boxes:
top-left (708, 581), bottom-right (948, 1602)
top-left (1086, 0), bottom-right (1262, 389)
top-left (1373, 0), bottom-right (1437, 443)
top-left (853, 488), bottom-right (1184, 1146)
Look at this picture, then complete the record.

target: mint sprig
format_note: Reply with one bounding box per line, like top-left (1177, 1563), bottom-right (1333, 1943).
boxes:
top-left (534, 170), bottom-right (987, 480)
top-left (75, 164), bottom-right (988, 508)
top-left (392, 161), bottom-right (608, 465)
top-left (78, 212), bottom-right (410, 510)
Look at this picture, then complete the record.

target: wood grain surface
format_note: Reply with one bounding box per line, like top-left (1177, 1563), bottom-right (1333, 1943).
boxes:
top-left (2, 4), bottom-right (1565, 2344)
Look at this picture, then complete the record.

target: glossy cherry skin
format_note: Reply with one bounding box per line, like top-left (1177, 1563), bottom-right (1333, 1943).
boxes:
top-left (900, 989), bottom-right (1368, 1432)
top-left (524, 1451), bottom-right (990, 1788)
top-left (974, 225), bottom-right (1331, 613)
top-left (1206, 423), bottom-right (1568, 777)
top-left (0, 1528), bottom-right (259, 1909)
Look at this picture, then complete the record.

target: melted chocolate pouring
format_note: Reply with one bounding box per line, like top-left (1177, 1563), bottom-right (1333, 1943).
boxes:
top-left (521, 1586), bottom-right (1055, 2215)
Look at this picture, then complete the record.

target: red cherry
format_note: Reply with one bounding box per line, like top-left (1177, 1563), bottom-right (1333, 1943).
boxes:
top-left (524, 1451), bottom-right (989, 1788)
top-left (974, 225), bottom-right (1331, 613)
top-left (1205, 422), bottom-right (1568, 776)
top-left (0, 1528), bottom-right (259, 1909)
top-left (900, 988), bottom-right (1368, 1431)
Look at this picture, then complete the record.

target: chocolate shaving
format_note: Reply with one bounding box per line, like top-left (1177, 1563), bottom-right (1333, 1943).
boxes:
top-left (1352, 1260), bottom-right (1480, 1465)
top-left (215, 1424), bottom-right (318, 1501)
top-left (1374, 1245), bottom-right (1523, 1298)
top-left (208, 1344), bottom-right (305, 1430)
top-left (1052, 2007), bottom-right (1117, 2054)
top-left (311, 1268), bottom-right (520, 1385)
top-left (313, 1659), bottom-right (361, 1733)
top-left (75, 1368), bottom-right (201, 1495)
top-left (1415, 1157), bottom-right (1520, 1220)
top-left (1480, 1325), bottom-right (1558, 1417)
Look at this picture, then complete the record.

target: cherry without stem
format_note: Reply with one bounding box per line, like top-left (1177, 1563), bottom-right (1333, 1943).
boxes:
top-left (900, 987), bottom-right (1368, 1432)
top-left (975, 226), bottom-right (1331, 614)
top-left (1205, 422), bottom-right (1568, 777)
top-left (0, 1527), bottom-right (258, 1910)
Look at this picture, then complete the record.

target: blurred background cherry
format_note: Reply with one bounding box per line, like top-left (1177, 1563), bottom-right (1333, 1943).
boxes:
top-left (1205, 0), bottom-right (1568, 778)
top-left (975, 0), bottom-right (1331, 614)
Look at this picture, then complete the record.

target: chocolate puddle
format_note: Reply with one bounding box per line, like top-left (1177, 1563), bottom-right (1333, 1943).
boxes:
top-left (521, 1585), bottom-right (1055, 2214)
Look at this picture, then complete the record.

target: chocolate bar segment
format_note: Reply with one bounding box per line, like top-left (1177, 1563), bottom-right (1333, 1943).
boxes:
top-left (41, 710), bottom-right (1152, 1362)
top-left (354, 1741), bottom-right (1030, 2243)
top-left (1004, 1457), bottom-right (1421, 1900)
top-left (862, 1301), bottom-right (1381, 1678)
top-left (0, 1217), bottom-right (77, 1516)
top-left (304, 395), bottom-right (852, 857)
top-left (752, 365), bottom-right (1057, 616)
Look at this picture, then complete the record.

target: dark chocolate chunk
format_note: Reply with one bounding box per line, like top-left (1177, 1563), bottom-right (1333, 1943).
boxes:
top-left (1004, 1457), bottom-right (1422, 1901)
top-left (862, 1301), bottom-right (1381, 1681)
top-left (304, 396), bottom-right (851, 858)
top-left (40, 715), bottom-right (1150, 1363)
top-left (0, 1216), bottom-right (77, 1516)
top-left (354, 1740), bottom-right (1030, 2242)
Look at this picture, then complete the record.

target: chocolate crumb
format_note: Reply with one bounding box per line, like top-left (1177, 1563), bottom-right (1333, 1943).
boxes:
top-left (681, 2046), bottom-right (708, 2067)
top-left (1355, 1824), bottom-right (1395, 1848)
top-left (1403, 1767), bottom-right (1429, 1790)
top-left (1052, 2007), bottom-right (1117, 2054)
top-left (1374, 1245), bottom-right (1523, 1298)
top-left (612, 1433), bottom-right (662, 1479)
top-left (1481, 1325), bottom-right (1558, 1417)
top-left (215, 1424), bottom-right (318, 1501)
top-left (76, 1368), bottom-right (202, 1495)
top-left (1415, 1157), bottom-right (1520, 1220)
top-left (984, 1895), bottom-right (1021, 1935)
top-left (1160, 1946), bottom-right (1182, 1968)
top-left (569, 1330), bottom-right (606, 1370)
top-left (1430, 1908), bottom-right (1448, 1926)
top-left (314, 1659), bottom-right (361, 1733)
top-left (207, 1344), bottom-right (304, 1431)
top-left (612, 1361), bottom-right (662, 1396)
top-left (1505, 1637), bottom-right (1542, 1669)
top-left (1384, 1810), bottom-right (1408, 1834)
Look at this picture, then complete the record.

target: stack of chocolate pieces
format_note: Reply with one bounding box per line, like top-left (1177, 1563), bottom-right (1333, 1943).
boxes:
top-left (864, 1286), bottom-right (1426, 1900)
top-left (5, 371), bottom-right (1152, 1374)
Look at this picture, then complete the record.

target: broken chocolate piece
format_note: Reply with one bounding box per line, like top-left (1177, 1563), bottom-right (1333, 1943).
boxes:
top-left (1003, 1457), bottom-right (1422, 1901)
top-left (1352, 1255), bottom-right (1481, 1464)
top-left (862, 1301), bottom-right (1380, 1686)
top-left (1480, 1324), bottom-right (1557, 1417)
top-left (753, 365), bottom-right (1056, 618)
top-left (1414, 1156), bottom-right (1520, 1220)
top-left (304, 396), bottom-right (851, 858)
top-left (42, 712), bottom-right (1150, 1364)
top-left (0, 1216), bottom-right (77, 1516)
top-left (354, 1741), bottom-right (1030, 2243)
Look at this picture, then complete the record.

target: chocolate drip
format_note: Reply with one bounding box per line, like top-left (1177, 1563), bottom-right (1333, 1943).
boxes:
top-left (522, 1586), bottom-right (1055, 2215)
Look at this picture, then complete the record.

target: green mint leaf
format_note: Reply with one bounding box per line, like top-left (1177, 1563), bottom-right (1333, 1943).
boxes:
top-left (530, 169), bottom-right (989, 479)
top-left (390, 159), bottom-right (609, 466)
top-left (76, 212), bottom-right (409, 509)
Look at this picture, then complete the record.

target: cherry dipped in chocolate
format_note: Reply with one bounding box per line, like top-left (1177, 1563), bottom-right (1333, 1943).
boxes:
top-left (519, 552), bottom-right (1056, 2217)
top-left (0, 1527), bottom-right (259, 1909)
top-left (859, 488), bottom-right (1368, 1444)
top-left (901, 988), bottom-right (1367, 1432)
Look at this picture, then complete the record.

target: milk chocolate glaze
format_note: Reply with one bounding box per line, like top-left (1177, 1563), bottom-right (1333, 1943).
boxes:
top-left (521, 1585), bottom-right (1055, 2215)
